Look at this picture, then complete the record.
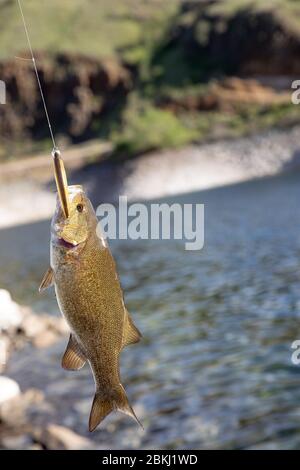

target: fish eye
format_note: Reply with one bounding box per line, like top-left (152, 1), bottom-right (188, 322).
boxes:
top-left (76, 203), bottom-right (84, 213)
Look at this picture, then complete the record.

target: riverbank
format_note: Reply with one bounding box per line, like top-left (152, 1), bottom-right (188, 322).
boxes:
top-left (0, 125), bottom-right (299, 229)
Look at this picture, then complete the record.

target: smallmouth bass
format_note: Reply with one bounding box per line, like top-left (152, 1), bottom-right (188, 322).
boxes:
top-left (40, 182), bottom-right (142, 431)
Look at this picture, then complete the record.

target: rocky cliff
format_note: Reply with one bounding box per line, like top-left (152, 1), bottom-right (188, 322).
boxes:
top-left (0, 53), bottom-right (133, 143)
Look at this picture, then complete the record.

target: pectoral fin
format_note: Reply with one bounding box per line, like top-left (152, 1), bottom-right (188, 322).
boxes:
top-left (62, 334), bottom-right (86, 370)
top-left (122, 310), bottom-right (142, 349)
top-left (39, 267), bottom-right (54, 292)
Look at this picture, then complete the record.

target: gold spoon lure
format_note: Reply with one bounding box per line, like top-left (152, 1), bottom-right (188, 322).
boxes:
top-left (52, 149), bottom-right (70, 219)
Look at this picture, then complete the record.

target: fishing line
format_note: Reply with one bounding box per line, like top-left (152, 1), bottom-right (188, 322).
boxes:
top-left (16, 0), bottom-right (58, 152)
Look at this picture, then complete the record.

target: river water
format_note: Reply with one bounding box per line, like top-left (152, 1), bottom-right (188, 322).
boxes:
top-left (1, 169), bottom-right (300, 449)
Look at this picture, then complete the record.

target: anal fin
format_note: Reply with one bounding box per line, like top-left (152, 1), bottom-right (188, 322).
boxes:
top-left (122, 310), bottom-right (142, 349)
top-left (62, 334), bottom-right (86, 371)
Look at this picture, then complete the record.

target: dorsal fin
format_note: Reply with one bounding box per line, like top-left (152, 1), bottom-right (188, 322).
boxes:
top-left (62, 334), bottom-right (86, 370)
top-left (122, 310), bottom-right (142, 349)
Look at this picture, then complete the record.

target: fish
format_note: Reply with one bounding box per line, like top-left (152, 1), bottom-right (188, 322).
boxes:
top-left (39, 152), bottom-right (142, 431)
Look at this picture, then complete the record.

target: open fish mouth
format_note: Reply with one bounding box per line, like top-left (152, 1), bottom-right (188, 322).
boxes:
top-left (57, 238), bottom-right (76, 248)
top-left (57, 238), bottom-right (78, 249)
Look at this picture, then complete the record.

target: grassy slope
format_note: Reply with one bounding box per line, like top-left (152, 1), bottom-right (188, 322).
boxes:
top-left (0, 0), bottom-right (179, 61)
top-left (1, 0), bottom-right (299, 159)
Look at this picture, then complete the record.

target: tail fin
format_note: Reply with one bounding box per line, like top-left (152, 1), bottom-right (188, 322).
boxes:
top-left (89, 385), bottom-right (143, 432)
top-left (89, 393), bottom-right (114, 432)
top-left (116, 384), bottom-right (143, 429)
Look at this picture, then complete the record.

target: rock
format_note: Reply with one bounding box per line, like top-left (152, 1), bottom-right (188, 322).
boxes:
top-left (1, 434), bottom-right (32, 450)
top-left (210, 77), bottom-right (290, 111)
top-left (34, 424), bottom-right (93, 450)
top-left (0, 298), bottom-right (68, 365)
top-left (46, 316), bottom-right (69, 336)
top-left (29, 314), bottom-right (69, 348)
top-left (0, 388), bottom-right (43, 428)
top-left (0, 337), bottom-right (10, 373)
top-left (0, 293), bottom-right (56, 363)
top-left (32, 330), bottom-right (60, 349)
top-left (0, 290), bottom-right (22, 333)
top-left (0, 52), bottom-right (133, 143)
top-left (154, 0), bottom-right (300, 83)
top-left (21, 311), bottom-right (46, 339)
top-left (27, 443), bottom-right (44, 450)
top-left (0, 376), bottom-right (20, 404)
top-left (15, 305), bottom-right (69, 349)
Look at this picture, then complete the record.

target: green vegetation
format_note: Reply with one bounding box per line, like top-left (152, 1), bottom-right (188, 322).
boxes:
top-left (0, 0), bottom-right (179, 62)
top-left (109, 98), bottom-right (299, 158)
top-left (111, 96), bottom-right (197, 157)
top-left (1, 0), bottom-right (300, 160)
